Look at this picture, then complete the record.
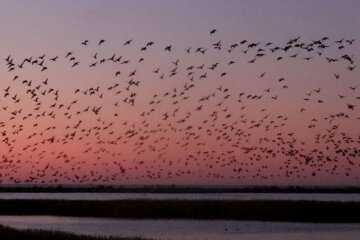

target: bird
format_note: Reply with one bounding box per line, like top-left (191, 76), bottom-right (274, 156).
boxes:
top-left (98, 39), bottom-right (105, 46)
top-left (0, 31), bottom-right (358, 185)
top-left (124, 39), bottom-right (132, 46)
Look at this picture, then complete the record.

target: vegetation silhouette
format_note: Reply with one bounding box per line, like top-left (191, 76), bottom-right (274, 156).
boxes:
top-left (0, 225), bottom-right (151, 240)
top-left (0, 199), bottom-right (359, 222)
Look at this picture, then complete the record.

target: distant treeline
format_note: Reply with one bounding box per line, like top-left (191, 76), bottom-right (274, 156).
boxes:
top-left (1, 185), bottom-right (360, 193)
top-left (0, 225), bottom-right (149, 240)
top-left (0, 199), bottom-right (359, 222)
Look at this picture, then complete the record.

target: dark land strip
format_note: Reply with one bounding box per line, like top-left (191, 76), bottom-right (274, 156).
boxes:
top-left (0, 199), bottom-right (359, 222)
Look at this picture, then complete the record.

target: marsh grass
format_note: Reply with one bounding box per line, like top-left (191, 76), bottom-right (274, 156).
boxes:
top-left (0, 225), bottom-right (151, 240)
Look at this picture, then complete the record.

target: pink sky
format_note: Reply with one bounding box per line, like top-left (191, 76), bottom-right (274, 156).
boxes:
top-left (0, 0), bottom-right (359, 185)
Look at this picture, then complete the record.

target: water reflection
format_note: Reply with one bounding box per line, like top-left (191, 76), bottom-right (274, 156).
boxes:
top-left (0, 216), bottom-right (359, 240)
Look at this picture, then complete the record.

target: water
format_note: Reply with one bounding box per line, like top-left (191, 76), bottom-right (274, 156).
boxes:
top-left (0, 192), bottom-right (359, 201)
top-left (0, 216), bottom-right (359, 240)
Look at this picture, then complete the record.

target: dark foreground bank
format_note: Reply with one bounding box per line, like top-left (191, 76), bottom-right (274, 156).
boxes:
top-left (0, 199), bottom-right (359, 222)
top-left (0, 225), bottom-right (150, 240)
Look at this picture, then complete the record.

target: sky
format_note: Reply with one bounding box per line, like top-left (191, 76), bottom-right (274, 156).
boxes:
top-left (0, 0), bottom-right (359, 185)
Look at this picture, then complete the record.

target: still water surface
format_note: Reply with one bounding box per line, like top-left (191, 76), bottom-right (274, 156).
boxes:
top-left (0, 192), bottom-right (360, 201)
top-left (0, 216), bottom-right (359, 240)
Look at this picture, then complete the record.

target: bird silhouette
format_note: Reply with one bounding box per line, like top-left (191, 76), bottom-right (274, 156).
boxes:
top-left (0, 32), bottom-right (358, 184)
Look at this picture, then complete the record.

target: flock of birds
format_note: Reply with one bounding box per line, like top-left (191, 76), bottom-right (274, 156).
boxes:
top-left (0, 29), bottom-right (359, 184)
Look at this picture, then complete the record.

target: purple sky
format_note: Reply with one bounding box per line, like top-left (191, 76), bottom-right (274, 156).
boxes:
top-left (0, 0), bottom-right (359, 185)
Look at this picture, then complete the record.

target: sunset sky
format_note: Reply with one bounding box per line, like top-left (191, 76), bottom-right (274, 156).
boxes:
top-left (0, 0), bottom-right (359, 185)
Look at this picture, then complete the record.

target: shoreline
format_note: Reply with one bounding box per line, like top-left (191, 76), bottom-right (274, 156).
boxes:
top-left (0, 199), bottom-right (359, 223)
